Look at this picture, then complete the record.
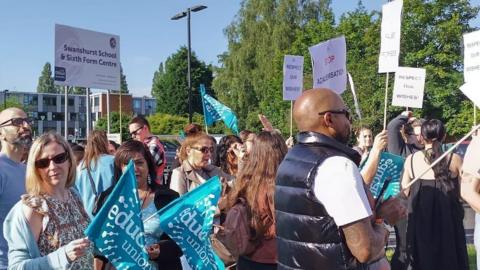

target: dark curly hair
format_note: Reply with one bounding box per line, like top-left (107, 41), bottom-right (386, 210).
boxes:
top-left (214, 135), bottom-right (242, 176)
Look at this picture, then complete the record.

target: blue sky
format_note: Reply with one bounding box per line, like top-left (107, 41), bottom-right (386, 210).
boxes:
top-left (0, 1), bottom-right (479, 97)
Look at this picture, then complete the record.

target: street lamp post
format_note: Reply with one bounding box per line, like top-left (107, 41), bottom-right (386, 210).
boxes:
top-left (3, 89), bottom-right (9, 110)
top-left (171, 5), bottom-right (207, 123)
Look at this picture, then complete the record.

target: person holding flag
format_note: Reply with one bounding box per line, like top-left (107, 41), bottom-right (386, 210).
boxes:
top-left (92, 140), bottom-right (182, 269)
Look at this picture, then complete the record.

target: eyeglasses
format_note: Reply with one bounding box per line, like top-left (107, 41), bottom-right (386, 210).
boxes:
top-left (191, 146), bottom-right (214, 154)
top-left (35, 152), bottom-right (69, 169)
top-left (318, 109), bottom-right (352, 122)
top-left (129, 126), bottom-right (144, 137)
top-left (0, 117), bottom-right (33, 128)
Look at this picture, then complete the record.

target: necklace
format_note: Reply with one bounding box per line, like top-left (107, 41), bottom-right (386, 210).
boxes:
top-left (139, 188), bottom-right (151, 209)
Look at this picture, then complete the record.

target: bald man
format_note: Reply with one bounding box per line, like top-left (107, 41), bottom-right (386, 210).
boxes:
top-left (275, 89), bottom-right (396, 270)
top-left (0, 108), bottom-right (32, 268)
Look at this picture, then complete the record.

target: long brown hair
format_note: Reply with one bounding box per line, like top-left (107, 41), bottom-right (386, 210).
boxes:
top-left (82, 130), bottom-right (109, 172)
top-left (228, 131), bottom-right (287, 240)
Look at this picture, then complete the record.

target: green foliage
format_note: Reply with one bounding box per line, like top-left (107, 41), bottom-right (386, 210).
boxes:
top-left (37, 62), bottom-right (58, 93)
top-left (120, 66), bottom-right (129, 93)
top-left (146, 112), bottom-right (232, 135)
top-left (2, 96), bottom-right (24, 110)
top-left (94, 111), bottom-right (132, 141)
top-left (151, 47), bottom-right (213, 115)
top-left (213, 0), bottom-right (479, 138)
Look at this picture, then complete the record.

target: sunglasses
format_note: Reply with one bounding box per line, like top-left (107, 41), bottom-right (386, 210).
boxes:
top-left (191, 146), bottom-right (214, 154)
top-left (318, 109), bottom-right (352, 122)
top-left (0, 117), bottom-right (33, 128)
top-left (35, 152), bottom-right (69, 169)
top-left (129, 126), bottom-right (144, 137)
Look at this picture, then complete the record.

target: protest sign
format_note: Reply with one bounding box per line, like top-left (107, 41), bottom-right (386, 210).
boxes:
top-left (378, 0), bottom-right (403, 73)
top-left (366, 152), bottom-right (405, 201)
top-left (460, 83), bottom-right (480, 108)
top-left (283, 55), bottom-right (304, 100)
top-left (54, 24), bottom-right (120, 90)
top-left (309, 36), bottom-right (347, 94)
top-left (145, 176), bottom-right (224, 270)
top-left (392, 67), bottom-right (426, 108)
top-left (464, 30), bottom-right (480, 84)
top-left (85, 161), bottom-right (153, 270)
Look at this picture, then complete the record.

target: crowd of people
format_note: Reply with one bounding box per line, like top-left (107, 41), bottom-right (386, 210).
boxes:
top-left (0, 87), bottom-right (480, 269)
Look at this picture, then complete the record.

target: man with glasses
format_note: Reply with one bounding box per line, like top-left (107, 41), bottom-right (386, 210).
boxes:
top-left (128, 116), bottom-right (166, 186)
top-left (275, 88), bottom-right (405, 270)
top-left (0, 108), bottom-right (32, 269)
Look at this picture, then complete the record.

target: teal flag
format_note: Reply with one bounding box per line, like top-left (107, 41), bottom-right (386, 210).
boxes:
top-left (145, 176), bottom-right (225, 270)
top-left (85, 161), bottom-right (153, 270)
top-left (200, 84), bottom-right (239, 134)
top-left (366, 152), bottom-right (405, 200)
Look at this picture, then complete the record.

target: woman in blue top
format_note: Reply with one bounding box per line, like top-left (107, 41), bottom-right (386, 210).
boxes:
top-left (75, 130), bottom-right (115, 219)
top-left (94, 140), bottom-right (182, 269)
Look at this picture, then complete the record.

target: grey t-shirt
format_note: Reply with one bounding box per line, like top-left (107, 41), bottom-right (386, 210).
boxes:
top-left (0, 153), bottom-right (26, 269)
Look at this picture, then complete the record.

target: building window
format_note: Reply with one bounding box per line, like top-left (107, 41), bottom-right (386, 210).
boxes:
top-left (61, 98), bottom-right (75, 106)
top-left (24, 95), bottom-right (38, 106)
top-left (43, 96), bottom-right (57, 106)
top-left (133, 99), bottom-right (141, 109)
top-left (94, 97), bottom-right (99, 107)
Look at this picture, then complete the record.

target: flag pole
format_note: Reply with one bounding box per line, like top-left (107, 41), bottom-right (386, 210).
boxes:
top-left (199, 84), bottom-right (209, 135)
top-left (403, 124), bottom-right (480, 190)
top-left (383, 72), bottom-right (389, 129)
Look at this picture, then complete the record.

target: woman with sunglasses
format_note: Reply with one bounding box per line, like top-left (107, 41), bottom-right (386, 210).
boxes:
top-left (93, 140), bottom-right (182, 269)
top-left (170, 132), bottom-right (232, 195)
top-left (4, 132), bottom-right (93, 269)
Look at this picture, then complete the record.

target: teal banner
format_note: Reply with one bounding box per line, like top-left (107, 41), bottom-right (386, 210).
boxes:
top-left (85, 161), bottom-right (153, 270)
top-left (145, 176), bottom-right (225, 270)
top-left (367, 152), bottom-right (405, 200)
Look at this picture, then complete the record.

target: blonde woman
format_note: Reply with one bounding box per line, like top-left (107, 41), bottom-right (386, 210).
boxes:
top-left (3, 132), bottom-right (92, 269)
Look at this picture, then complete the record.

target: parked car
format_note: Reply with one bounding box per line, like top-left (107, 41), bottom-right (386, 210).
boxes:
top-left (160, 139), bottom-right (180, 186)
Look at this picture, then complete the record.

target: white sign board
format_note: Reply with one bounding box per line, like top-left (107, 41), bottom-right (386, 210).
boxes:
top-left (460, 83), bottom-right (480, 108)
top-left (464, 30), bottom-right (480, 83)
top-left (309, 36), bottom-right (347, 94)
top-left (107, 133), bottom-right (122, 144)
top-left (283, 55), bottom-right (304, 100)
top-left (54, 24), bottom-right (120, 90)
top-left (392, 67), bottom-right (426, 108)
top-left (378, 0), bottom-right (403, 73)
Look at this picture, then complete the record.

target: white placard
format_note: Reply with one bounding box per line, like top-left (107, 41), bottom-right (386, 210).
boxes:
top-left (54, 24), bottom-right (121, 90)
top-left (283, 55), bottom-right (304, 100)
top-left (107, 133), bottom-right (122, 144)
top-left (463, 30), bottom-right (480, 84)
top-left (460, 83), bottom-right (480, 108)
top-left (378, 0), bottom-right (403, 73)
top-left (309, 36), bottom-right (347, 94)
top-left (392, 67), bottom-right (426, 108)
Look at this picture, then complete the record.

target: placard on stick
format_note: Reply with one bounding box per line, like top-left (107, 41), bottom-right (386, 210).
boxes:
top-left (283, 55), bottom-right (304, 101)
top-left (392, 67), bottom-right (426, 108)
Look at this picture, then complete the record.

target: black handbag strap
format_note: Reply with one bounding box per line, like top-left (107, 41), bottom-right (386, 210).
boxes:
top-left (86, 168), bottom-right (98, 197)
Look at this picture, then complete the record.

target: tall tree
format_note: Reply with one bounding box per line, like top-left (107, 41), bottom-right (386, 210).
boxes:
top-left (120, 66), bottom-right (129, 93)
top-left (37, 62), bottom-right (58, 93)
top-left (151, 47), bottom-right (214, 116)
top-left (213, 0), bottom-right (335, 132)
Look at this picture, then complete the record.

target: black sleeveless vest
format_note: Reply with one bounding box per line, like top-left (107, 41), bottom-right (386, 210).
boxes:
top-left (275, 131), bottom-right (366, 270)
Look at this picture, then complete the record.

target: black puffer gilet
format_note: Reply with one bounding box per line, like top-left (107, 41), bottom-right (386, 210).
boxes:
top-left (275, 131), bottom-right (366, 270)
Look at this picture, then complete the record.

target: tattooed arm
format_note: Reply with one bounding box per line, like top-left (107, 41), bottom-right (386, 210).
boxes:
top-left (341, 217), bottom-right (388, 263)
